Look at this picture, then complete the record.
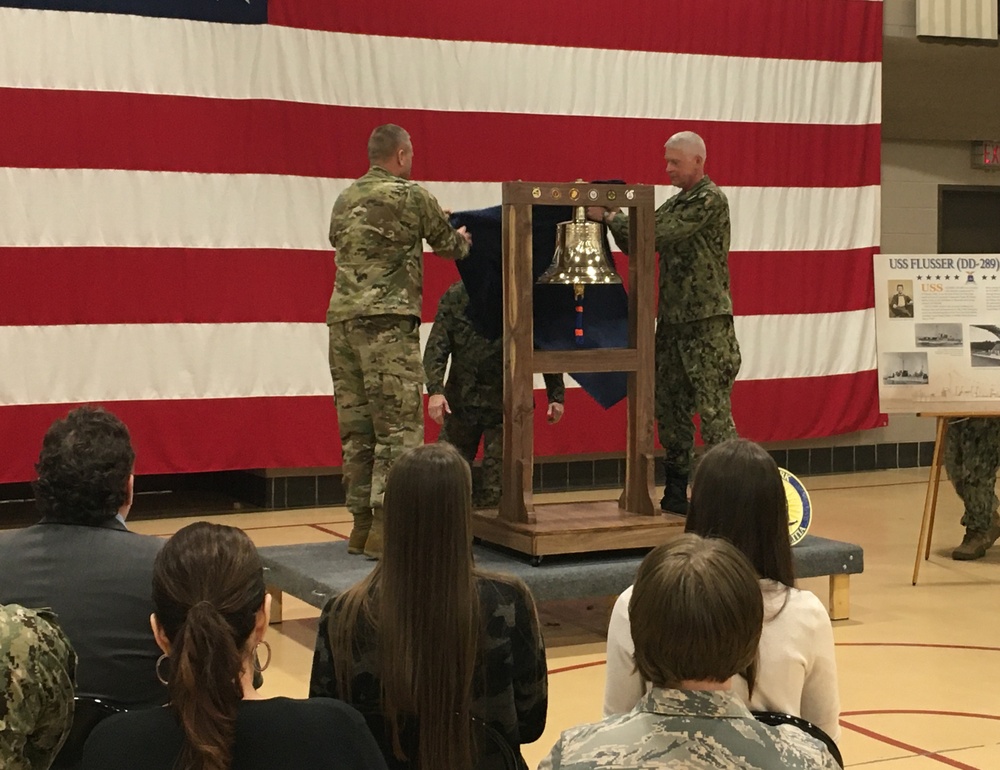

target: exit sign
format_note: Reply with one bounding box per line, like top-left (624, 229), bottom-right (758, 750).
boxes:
top-left (972, 141), bottom-right (1000, 170)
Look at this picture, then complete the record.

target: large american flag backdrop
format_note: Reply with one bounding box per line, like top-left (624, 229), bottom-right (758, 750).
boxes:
top-left (0, 0), bottom-right (883, 483)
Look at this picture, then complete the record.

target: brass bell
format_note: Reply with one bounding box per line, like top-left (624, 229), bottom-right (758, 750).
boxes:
top-left (537, 206), bottom-right (622, 286)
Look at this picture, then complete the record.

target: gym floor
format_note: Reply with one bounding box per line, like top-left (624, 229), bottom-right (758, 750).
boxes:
top-left (130, 467), bottom-right (1000, 769)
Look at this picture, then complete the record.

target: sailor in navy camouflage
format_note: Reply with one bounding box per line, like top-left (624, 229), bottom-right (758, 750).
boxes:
top-left (589, 131), bottom-right (740, 515)
top-left (0, 604), bottom-right (77, 770)
top-left (946, 417), bottom-right (1000, 560)
top-left (327, 124), bottom-right (471, 558)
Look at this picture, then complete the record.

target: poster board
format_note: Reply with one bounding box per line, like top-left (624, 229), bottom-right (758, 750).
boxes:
top-left (874, 254), bottom-right (1000, 414)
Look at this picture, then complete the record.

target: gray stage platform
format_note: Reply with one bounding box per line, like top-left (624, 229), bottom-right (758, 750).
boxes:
top-left (260, 535), bottom-right (863, 621)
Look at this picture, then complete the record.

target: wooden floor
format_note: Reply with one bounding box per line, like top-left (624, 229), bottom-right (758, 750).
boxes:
top-left (129, 469), bottom-right (1000, 769)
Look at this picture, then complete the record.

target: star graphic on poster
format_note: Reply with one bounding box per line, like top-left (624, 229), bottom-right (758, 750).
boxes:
top-left (936, 275), bottom-right (941, 280)
top-left (945, 275), bottom-right (951, 280)
top-left (916, 275), bottom-right (922, 280)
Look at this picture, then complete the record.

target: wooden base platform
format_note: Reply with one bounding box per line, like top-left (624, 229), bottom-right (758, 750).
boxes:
top-left (472, 500), bottom-right (686, 560)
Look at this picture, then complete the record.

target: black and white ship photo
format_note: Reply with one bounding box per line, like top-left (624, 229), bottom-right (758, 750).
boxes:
top-left (970, 324), bottom-right (1000, 367)
top-left (880, 352), bottom-right (930, 385)
top-left (914, 323), bottom-right (963, 348)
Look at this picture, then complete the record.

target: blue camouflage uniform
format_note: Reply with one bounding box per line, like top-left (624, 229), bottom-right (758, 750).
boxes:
top-left (540, 687), bottom-right (839, 770)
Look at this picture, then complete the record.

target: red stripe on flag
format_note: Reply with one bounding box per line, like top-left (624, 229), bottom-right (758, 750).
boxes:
top-left (269, 0), bottom-right (882, 63)
top-left (733, 370), bottom-right (885, 441)
top-left (0, 374), bottom-right (883, 483)
top-left (0, 248), bottom-right (334, 326)
top-left (0, 89), bottom-right (880, 188)
top-left (730, 248), bottom-right (878, 316)
top-left (0, 397), bottom-right (341, 484)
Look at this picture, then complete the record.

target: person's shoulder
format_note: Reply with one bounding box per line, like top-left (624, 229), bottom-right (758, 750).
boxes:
top-left (89, 706), bottom-right (170, 745)
top-left (783, 586), bottom-right (832, 623)
top-left (772, 723), bottom-right (841, 767)
top-left (0, 523), bottom-right (32, 547)
top-left (477, 572), bottom-right (534, 607)
top-left (0, 603), bottom-right (66, 651)
top-left (241, 697), bottom-right (368, 733)
top-left (697, 177), bottom-right (728, 205)
top-left (441, 281), bottom-right (468, 304)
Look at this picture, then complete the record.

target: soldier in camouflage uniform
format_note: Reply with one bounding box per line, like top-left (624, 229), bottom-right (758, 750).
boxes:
top-left (0, 604), bottom-right (77, 770)
top-left (589, 131), bottom-right (740, 515)
top-left (328, 124), bottom-right (471, 558)
top-left (424, 281), bottom-right (565, 507)
top-left (946, 417), bottom-right (1000, 560)
top-left (539, 534), bottom-right (840, 770)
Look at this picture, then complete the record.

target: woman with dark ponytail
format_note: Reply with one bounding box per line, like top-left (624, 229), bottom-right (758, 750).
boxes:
top-left (81, 522), bottom-right (387, 770)
top-left (310, 442), bottom-right (548, 770)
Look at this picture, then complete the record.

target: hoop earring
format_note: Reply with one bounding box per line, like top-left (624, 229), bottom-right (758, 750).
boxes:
top-left (254, 640), bottom-right (272, 673)
top-left (155, 653), bottom-right (170, 686)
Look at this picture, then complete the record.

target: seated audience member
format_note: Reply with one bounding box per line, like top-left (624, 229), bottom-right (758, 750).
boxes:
top-left (0, 603), bottom-right (77, 770)
top-left (81, 522), bottom-right (386, 770)
top-left (0, 406), bottom-right (164, 708)
top-left (310, 443), bottom-right (547, 770)
top-left (604, 439), bottom-right (841, 741)
top-left (542, 535), bottom-right (840, 769)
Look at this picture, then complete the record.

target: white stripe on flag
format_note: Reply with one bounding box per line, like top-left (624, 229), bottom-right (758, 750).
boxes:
top-left (0, 323), bottom-right (333, 406)
top-left (0, 168), bottom-right (880, 253)
top-left (0, 311), bottom-right (873, 407)
top-left (0, 9), bottom-right (880, 125)
top-left (735, 309), bottom-right (876, 381)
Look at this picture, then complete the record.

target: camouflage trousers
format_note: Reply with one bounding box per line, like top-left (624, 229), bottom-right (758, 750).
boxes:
top-left (657, 314), bottom-right (741, 476)
top-left (329, 315), bottom-right (424, 517)
top-left (944, 417), bottom-right (1000, 533)
top-left (439, 410), bottom-right (503, 508)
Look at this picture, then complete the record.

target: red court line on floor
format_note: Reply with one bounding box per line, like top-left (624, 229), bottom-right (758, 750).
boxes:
top-left (843, 709), bottom-right (1000, 721)
top-left (309, 523), bottom-right (349, 540)
top-left (145, 520), bottom-right (350, 538)
top-left (547, 660), bottom-right (606, 676)
top-left (839, 719), bottom-right (981, 770)
top-left (838, 642), bottom-right (1000, 653)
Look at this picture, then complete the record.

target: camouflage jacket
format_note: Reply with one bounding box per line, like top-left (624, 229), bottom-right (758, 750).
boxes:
top-left (309, 574), bottom-right (548, 747)
top-left (540, 687), bottom-right (839, 770)
top-left (0, 604), bottom-right (77, 770)
top-left (327, 167), bottom-right (470, 323)
top-left (423, 282), bottom-right (565, 418)
top-left (608, 176), bottom-right (733, 325)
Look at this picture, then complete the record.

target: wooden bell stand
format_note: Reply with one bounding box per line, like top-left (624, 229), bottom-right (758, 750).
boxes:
top-left (470, 181), bottom-right (685, 562)
top-left (912, 411), bottom-right (999, 584)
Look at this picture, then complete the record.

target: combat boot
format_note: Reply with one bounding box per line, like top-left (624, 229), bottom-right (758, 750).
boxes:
top-left (952, 513), bottom-right (1000, 561)
top-left (660, 469), bottom-right (689, 516)
top-left (364, 508), bottom-right (384, 560)
top-left (347, 511), bottom-right (373, 555)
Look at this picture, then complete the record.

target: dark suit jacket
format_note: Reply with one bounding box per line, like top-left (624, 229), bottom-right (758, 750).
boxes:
top-left (0, 518), bottom-right (166, 708)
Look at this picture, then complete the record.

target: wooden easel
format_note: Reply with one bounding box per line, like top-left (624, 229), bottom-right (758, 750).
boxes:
top-left (912, 412), bottom-right (999, 584)
top-left (470, 181), bottom-right (685, 560)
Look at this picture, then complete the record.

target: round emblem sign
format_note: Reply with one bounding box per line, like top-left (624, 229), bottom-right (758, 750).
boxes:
top-left (780, 468), bottom-right (812, 546)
